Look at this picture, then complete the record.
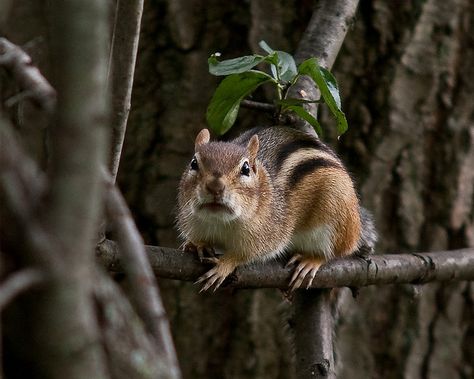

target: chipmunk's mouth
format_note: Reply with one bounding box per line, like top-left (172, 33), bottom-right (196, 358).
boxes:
top-left (199, 202), bottom-right (233, 214)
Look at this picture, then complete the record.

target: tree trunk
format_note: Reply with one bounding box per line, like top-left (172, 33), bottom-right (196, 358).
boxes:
top-left (332, 1), bottom-right (474, 378)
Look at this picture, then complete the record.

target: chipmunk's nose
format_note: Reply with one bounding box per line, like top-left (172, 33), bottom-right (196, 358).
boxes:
top-left (206, 178), bottom-right (225, 197)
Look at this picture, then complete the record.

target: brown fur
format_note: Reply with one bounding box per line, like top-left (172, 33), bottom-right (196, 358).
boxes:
top-left (177, 127), bottom-right (363, 290)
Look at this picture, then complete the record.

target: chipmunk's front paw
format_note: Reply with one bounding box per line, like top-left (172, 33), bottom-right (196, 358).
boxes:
top-left (286, 254), bottom-right (325, 291)
top-left (195, 259), bottom-right (236, 292)
top-left (183, 241), bottom-right (217, 263)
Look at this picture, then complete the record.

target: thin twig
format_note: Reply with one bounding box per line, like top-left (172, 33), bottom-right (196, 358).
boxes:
top-left (107, 0), bottom-right (144, 182)
top-left (0, 38), bottom-right (56, 112)
top-left (0, 117), bottom-right (47, 223)
top-left (0, 269), bottom-right (46, 311)
top-left (241, 99), bottom-right (277, 113)
top-left (240, 100), bottom-right (311, 126)
top-left (0, 117), bottom-right (57, 270)
top-left (288, 0), bottom-right (360, 135)
top-left (97, 240), bottom-right (474, 289)
top-left (103, 172), bottom-right (181, 379)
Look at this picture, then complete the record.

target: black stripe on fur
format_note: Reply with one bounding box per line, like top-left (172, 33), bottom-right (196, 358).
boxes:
top-left (275, 139), bottom-right (336, 171)
top-left (287, 158), bottom-right (342, 190)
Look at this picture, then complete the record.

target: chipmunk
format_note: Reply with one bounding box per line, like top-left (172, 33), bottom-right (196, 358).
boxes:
top-left (177, 126), bottom-right (377, 292)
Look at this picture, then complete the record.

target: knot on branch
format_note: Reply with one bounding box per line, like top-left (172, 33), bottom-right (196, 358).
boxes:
top-left (310, 358), bottom-right (330, 377)
top-left (411, 253), bottom-right (436, 283)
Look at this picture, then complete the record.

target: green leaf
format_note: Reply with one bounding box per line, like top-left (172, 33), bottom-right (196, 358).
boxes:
top-left (208, 54), bottom-right (266, 76)
top-left (298, 58), bottom-right (348, 135)
top-left (319, 67), bottom-right (341, 108)
top-left (263, 51), bottom-right (279, 66)
top-left (206, 71), bottom-right (273, 135)
top-left (258, 41), bottom-right (297, 83)
top-left (286, 105), bottom-right (323, 136)
top-left (273, 51), bottom-right (298, 82)
top-left (258, 40), bottom-right (274, 54)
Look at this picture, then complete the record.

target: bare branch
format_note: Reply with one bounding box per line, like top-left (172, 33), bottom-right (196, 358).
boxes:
top-left (0, 37), bottom-right (56, 112)
top-left (294, 0), bottom-right (359, 68)
top-left (97, 240), bottom-right (474, 289)
top-left (46, 0), bottom-right (109, 266)
top-left (0, 117), bottom-right (46, 224)
top-left (108, 0), bottom-right (144, 181)
top-left (23, 0), bottom-right (112, 377)
top-left (288, 0), bottom-right (359, 135)
top-left (0, 117), bottom-right (57, 269)
top-left (103, 172), bottom-right (181, 379)
top-left (0, 269), bottom-right (46, 311)
top-left (93, 268), bottom-right (178, 379)
top-left (294, 289), bottom-right (334, 379)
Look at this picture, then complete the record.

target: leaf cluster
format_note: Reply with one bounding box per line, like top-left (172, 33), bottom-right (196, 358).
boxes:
top-left (206, 41), bottom-right (348, 136)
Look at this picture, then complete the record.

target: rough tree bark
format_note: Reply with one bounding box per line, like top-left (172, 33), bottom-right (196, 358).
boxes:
top-left (331, 1), bottom-right (474, 378)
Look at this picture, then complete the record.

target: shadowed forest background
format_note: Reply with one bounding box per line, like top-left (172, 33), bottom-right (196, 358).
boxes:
top-left (2, 1), bottom-right (473, 378)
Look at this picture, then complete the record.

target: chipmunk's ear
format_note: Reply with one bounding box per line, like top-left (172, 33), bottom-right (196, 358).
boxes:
top-left (195, 129), bottom-right (210, 149)
top-left (247, 135), bottom-right (259, 163)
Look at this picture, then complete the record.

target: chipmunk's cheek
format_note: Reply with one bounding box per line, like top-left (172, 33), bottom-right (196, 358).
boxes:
top-left (225, 197), bottom-right (242, 219)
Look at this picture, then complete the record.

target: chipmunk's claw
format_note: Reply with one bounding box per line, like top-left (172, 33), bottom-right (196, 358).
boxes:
top-left (201, 256), bottom-right (219, 264)
top-left (195, 259), bottom-right (236, 292)
top-left (195, 266), bottom-right (228, 292)
top-left (287, 255), bottom-right (325, 291)
top-left (285, 254), bottom-right (301, 268)
top-left (183, 241), bottom-right (216, 262)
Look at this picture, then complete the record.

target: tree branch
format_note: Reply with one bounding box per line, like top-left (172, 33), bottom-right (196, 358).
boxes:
top-left (93, 268), bottom-right (178, 379)
top-left (107, 0), bottom-right (144, 181)
top-left (294, 289), bottom-right (334, 379)
top-left (104, 173), bottom-right (181, 379)
top-left (0, 269), bottom-right (46, 311)
top-left (294, 0), bottom-right (359, 68)
top-left (25, 0), bottom-right (112, 377)
top-left (288, 0), bottom-right (359, 135)
top-left (0, 37), bottom-right (56, 112)
top-left (0, 117), bottom-right (47, 225)
top-left (97, 241), bottom-right (474, 289)
top-left (241, 99), bottom-right (277, 113)
top-left (0, 117), bottom-right (57, 269)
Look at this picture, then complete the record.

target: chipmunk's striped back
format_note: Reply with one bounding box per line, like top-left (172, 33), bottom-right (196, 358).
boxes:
top-left (234, 127), bottom-right (346, 196)
top-left (233, 127), bottom-right (363, 260)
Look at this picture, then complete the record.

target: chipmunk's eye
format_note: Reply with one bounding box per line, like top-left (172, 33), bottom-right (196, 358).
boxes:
top-left (190, 157), bottom-right (199, 171)
top-left (240, 161), bottom-right (250, 176)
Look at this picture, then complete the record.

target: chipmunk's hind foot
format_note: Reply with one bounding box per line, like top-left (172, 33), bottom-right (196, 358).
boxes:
top-left (195, 257), bottom-right (237, 292)
top-left (286, 254), bottom-right (325, 291)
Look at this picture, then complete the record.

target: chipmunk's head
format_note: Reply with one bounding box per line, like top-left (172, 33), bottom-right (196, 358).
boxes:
top-left (178, 129), bottom-right (265, 223)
